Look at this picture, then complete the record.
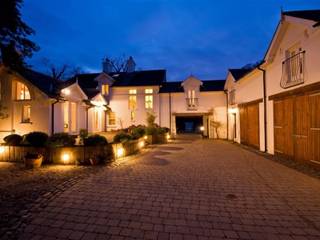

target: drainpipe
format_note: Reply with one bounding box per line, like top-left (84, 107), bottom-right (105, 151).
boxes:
top-left (169, 92), bottom-right (172, 131)
top-left (51, 98), bottom-right (60, 135)
top-left (258, 66), bottom-right (267, 153)
top-left (224, 90), bottom-right (229, 140)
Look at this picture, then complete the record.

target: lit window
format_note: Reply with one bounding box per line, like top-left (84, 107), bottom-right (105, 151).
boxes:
top-left (22, 105), bottom-right (31, 123)
top-left (145, 95), bottom-right (153, 109)
top-left (108, 111), bottom-right (116, 125)
top-left (145, 89), bottom-right (153, 94)
top-left (130, 110), bottom-right (136, 122)
top-left (70, 102), bottom-right (77, 132)
top-left (16, 82), bottom-right (31, 100)
top-left (102, 84), bottom-right (109, 95)
top-left (129, 89), bottom-right (137, 94)
top-left (63, 102), bottom-right (69, 131)
top-left (145, 89), bottom-right (153, 109)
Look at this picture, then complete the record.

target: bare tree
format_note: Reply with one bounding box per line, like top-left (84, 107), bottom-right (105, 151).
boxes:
top-left (42, 58), bottom-right (82, 81)
top-left (105, 54), bottom-right (128, 73)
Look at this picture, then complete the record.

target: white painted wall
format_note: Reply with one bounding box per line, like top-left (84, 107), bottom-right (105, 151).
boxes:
top-left (265, 18), bottom-right (320, 154)
top-left (108, 86), bottom-right (161, 129)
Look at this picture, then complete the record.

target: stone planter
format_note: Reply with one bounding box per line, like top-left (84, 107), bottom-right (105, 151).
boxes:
top-left (24, 154), bottom-right (43, 168)
top-left (146, 134), bottom-right (167, 144)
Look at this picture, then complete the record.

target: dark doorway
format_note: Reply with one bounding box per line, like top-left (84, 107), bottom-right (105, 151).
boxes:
top-left (176, 116), bottom-right (203, 134)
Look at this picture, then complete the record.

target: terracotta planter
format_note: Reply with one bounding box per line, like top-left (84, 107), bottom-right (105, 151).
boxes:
top-left (24, 155), bottom-right (43, 168)
top-left (89, 158), bottom-right (99, 165)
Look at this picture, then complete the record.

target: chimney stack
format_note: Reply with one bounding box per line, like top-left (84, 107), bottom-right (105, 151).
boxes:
top-left (125, 56), bottom-right (136, 72)
top-left (102, 57), bottom-right (113, 73)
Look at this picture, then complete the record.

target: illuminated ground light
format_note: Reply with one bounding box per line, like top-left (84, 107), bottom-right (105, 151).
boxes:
top-left (0, 146), bottom-right (5, 154)
top-left (61, 153), bottom-right (71, 164)
top-left (166, 134), bottom-right (171, 140)
top-left (138, 141), bottom-right (145, 148)
top-left (200, 126), bottom-right (205, 131)
top-left (117, 148), bottom-right (125, 158)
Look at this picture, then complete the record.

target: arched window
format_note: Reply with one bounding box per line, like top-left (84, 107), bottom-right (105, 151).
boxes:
top-left (16, 82), bottom-right (31, 100)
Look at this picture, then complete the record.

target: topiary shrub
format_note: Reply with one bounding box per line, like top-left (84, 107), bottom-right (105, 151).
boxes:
top-left (49, 133), bottom-right (76, 147)
top-left (3, 134), bottom-right (22, 146)
top-left (84, 134), bottom-right (108, 146)
top-left (25, 132), bottom-right (49, 147)
top-left (145, 126), bottom-right (157, 136)
top-left (130, 126), bottom-right (146, 139)
top-left (113, 132), bottom-right (132, 143)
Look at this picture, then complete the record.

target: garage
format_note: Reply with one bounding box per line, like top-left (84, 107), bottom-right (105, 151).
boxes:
top-left (175, 116), bottom-right (203, 134)
top-left (273, 89), bottom-right (320, 164)
top-left (239, 101), bottom-right (260, 148)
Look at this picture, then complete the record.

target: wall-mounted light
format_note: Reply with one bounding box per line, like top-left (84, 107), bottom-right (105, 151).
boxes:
top-left (61, 153), bottom-right (70, 164)
top-left (200, 126), bottom-right (205, 131)
top-left (0, 146), bottom-right (5, 154)
top-left (61, 89), bottom-right (71, 95)
top-left (166, 134), bottom-right (170, 140)
top-left (138, 141), bottom-right (145, 148)
top-left (144, 135), bottom-right (148, 140)
top-left (116, 147), bottom-right (124, 158)
top-left (228, 108), bottom-right (238, 114)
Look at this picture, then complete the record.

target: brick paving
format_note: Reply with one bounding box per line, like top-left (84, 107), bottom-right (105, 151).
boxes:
top-left (0, 163), bottom-right (102, 239)
top-left (19, 139), bottom-right (320, 239)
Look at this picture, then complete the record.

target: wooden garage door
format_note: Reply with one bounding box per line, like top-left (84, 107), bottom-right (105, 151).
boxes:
top-left (240, 103), bottom-right (259, 148)
top-left (274, 97), bottom-right (294, 156)
top-left (309, 93), bottom-right (320, 163)
top-left (274, 93), bottom-right (320, 163)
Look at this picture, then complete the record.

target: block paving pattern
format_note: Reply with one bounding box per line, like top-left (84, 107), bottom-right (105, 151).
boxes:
top-left (20, 139), bottom-right (320, 239)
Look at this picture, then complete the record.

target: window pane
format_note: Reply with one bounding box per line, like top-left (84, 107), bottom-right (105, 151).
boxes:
top-left (22, 105), bottom-right (31, 122)
top-left (108, 111), bottom-right (116, 125)
top-left (63, 102), bottom-right (69, 131)
top-left (129, 95), bottom-right (137, 109)
top-left (16, 82), bottom-right (31, 100)
top-left (102, 84), bottom-right (109, 95)
top-left (145, 89), bottom-right (153, 94)
top-left (145, 95), bottom-right (153, 109)
top-left (70, 102), bottom-right (77, 132)
top-left (129, 89), bottom-right (137, 94)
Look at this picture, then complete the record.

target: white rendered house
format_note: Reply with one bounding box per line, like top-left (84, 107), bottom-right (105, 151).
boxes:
top-left (224, 9), bottom-right (320, 166)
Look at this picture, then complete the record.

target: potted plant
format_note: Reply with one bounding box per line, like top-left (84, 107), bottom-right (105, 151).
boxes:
top-left (24, 152), bottom-right (43, 168)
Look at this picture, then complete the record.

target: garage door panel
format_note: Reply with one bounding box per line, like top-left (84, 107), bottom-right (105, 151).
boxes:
top-left (309, 94), bottom-right (320, 163)
top-left (293, 95), bottom-right (309, 162)
top-left (240, 103), bottom-right (259, 149)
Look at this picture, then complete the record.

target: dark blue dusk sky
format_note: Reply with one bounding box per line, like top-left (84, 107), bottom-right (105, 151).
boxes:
top-left (22, 0), bottom-right (320, 81)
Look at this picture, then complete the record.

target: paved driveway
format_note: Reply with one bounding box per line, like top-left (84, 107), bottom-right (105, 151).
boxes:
top-left (21, 139), bottom-right (320, 240)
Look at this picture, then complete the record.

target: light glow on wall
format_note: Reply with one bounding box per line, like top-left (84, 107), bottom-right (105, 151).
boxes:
top-left (144, 135), bottom-right (148, 140)
top-left (200, 126), bottom-right (205, 131)
top-left (0, 146), bottom-right (5, 154)
top-left (166, 134), bottom-right (171, 140)
top-left (138, 141), bottom-right (145, 148)
top-left (61, 153), bottom-right (71, 164)
top-left (117, 147), bottom-right (125, 158)
top-left (61, 89), bottom-right (71, 95)
top-left (228, 108), bottom-right (238, 114)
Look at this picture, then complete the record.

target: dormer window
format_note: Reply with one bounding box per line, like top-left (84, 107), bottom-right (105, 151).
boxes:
top-left (102, 84), bottom-right (109, 95)
top-left (16, 82), bottom-right (31, 100)
top-left (281, 46), bottom-right (305, 89)
top-left (186, 90), bottom-right (198, 110)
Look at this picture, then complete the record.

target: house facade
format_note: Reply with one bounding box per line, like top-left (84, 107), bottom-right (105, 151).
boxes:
top-left (225, 10), bottom-right (320, 166)
top-left (0, 65), bottom-right (108, 141)
top-left (72, 60), bottom-right (228, 138)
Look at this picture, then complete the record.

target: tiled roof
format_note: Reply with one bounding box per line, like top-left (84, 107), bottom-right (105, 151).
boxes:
top-left (18, 68), bottom-right (57, 97)
top-left (229, 68), bottom-right (253, 81)
top-left (283, 10), bottom-right (320, 23)
top-left (110, 70), bottom-right (166, 87)
top-left (159, 80), bottom-right (225, 93)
